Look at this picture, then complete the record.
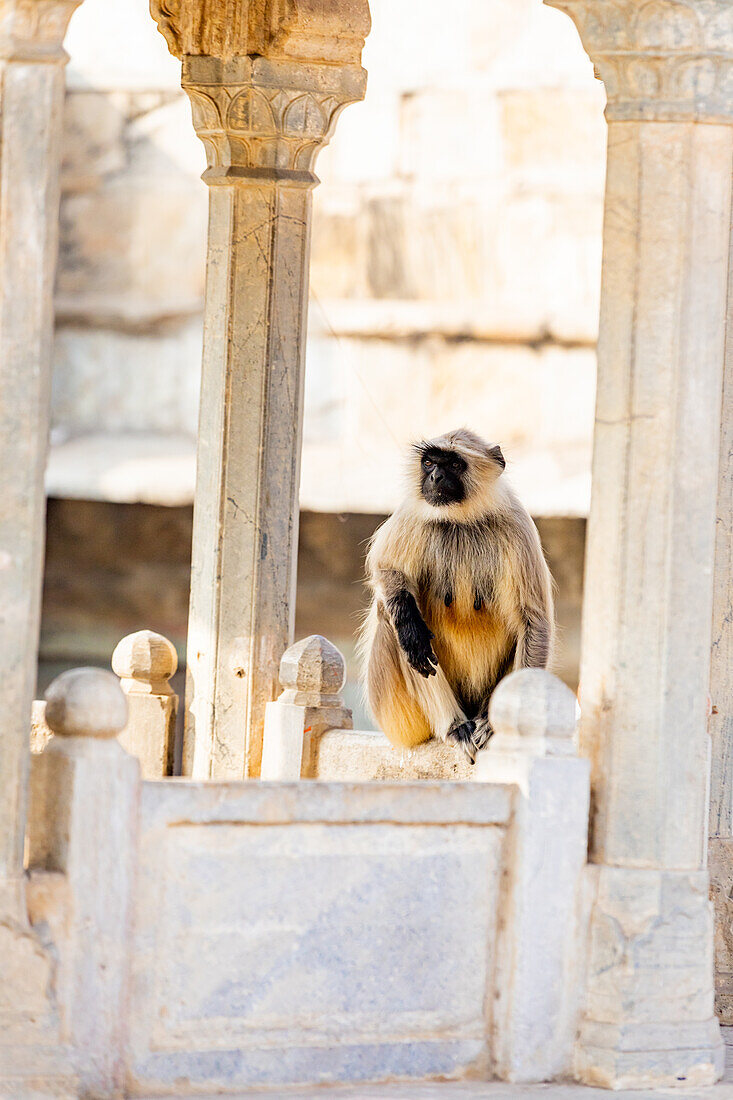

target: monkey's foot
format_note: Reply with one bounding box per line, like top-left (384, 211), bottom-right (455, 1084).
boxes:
top-left (471, 716), bottom-right (494, 754)
top-left (446, 716), bottom-right (494, 764)
top-left (446, 718), bottom-right (478, 764)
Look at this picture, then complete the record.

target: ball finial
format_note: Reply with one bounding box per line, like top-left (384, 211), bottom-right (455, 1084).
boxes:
top-left (112, 630), bottom-right (178, 686)
top-left (279, 635), bottom-right (346, 698)
top-left (44, 668), bottom-right (128, 739)
top-left (489, 668), bottom-right (579, 751)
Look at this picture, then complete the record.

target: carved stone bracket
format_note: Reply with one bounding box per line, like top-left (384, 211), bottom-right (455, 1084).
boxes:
top-left (0, 0), bottom-right (82, 62)
top-left (546, 0), bottom-right (733, 123)
top-left (182, 54), bottom-right (366, 181)
top-left (150, 0), bottom-right (370, 65)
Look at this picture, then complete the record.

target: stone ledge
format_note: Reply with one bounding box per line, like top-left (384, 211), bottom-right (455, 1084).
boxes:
top-left (313, 727), bottom-right (475, 781)
top-left (140, 777), bottom-right (512, 828)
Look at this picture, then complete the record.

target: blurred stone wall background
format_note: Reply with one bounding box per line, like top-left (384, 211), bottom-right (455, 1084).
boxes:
top-left (41, 0), bottom-right (606, 728)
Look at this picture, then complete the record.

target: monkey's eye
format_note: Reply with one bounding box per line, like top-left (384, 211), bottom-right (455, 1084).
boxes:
top-left (451, 460), bottom-right (463, 472)
top-left (422, 458), bottom-right (434, 470)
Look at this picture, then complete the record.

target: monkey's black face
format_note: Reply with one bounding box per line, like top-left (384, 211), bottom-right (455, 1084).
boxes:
top-left (420, 448), bottom-right (467, 507)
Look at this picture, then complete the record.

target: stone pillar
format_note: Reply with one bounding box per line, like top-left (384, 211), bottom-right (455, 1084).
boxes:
top-left (0, 0), bottom-right (81, 906)
top-left (545, 0), bottom-right (732, 1086)
top-left (261, 635), bottom-right (353, 780)
top-left (150, 1), bottom-right (369, 778)
top-left (112, 629), bottom-right (178, 778)
top-left (709, 120), bottom-right (733, 1023)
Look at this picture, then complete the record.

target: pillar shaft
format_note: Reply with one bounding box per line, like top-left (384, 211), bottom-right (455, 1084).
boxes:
top-left (582, 118), bottom-right (732, 870)
top-left (182, 61), bottom-right (316, 776)
top-left (709, 134), bottom-right (733, 1022)
top-left (546, 0), bottom-right (732, 1087)
top-left (0, 0), bottom-right (81, 895)
top-left (149, 5), bottom-right (369, 778)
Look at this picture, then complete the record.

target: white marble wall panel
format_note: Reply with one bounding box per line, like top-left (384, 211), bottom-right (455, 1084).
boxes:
top-left (128, 782), bottom-right (509, 1092)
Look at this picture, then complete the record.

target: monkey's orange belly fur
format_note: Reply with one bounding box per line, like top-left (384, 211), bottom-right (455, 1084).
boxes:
top-left (427, 599), bottom-right (514, 710)
top-left (378, 598), bottom-right (515, 749)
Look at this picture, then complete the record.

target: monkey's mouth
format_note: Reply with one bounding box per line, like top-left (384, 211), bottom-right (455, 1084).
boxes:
top-left (423, 487), bottom-right (462, 507)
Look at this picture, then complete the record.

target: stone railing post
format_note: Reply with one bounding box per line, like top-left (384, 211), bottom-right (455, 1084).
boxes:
top-left (261, 635), bottom-right (353, 780)
top-left (475, 669), bottom-right (589, 1083)
top-left (149, 1), bottom-right (369, 779)
top-left (112, 630), bottom-right (179, 778)
top-left (28, 668), bottom-right (139, 1098)
top-left (545, 0), bottom-right (732, 1086)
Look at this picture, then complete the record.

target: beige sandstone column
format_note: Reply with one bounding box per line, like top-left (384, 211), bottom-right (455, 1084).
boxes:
top-left (0, 0), bottom-right (81, 909)
top-left (546, 0), bottom-right (731, 1087)
top-left (150, 1), bottom-right (369, 778)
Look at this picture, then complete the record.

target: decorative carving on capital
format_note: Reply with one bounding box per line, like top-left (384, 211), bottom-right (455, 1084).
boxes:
top-left (182, 55), bottom-right (366, 181)
top-left (151, 0), bottom-right (370, 66)
top-left (0, 0), bottom-right (81, 61)
top-left (545, 0), bottom-right (733, 122)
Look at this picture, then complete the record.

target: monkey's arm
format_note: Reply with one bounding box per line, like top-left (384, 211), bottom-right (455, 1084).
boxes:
top-left (376, 567), bottom-right (438, 679)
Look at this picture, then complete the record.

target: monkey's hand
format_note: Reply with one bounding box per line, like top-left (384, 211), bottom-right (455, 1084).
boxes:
top-left (388, 591), bottom-right (439, 678)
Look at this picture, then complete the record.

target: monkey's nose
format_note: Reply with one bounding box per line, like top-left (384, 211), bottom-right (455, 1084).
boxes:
top-left (431, 469), bottom-right (446, 486)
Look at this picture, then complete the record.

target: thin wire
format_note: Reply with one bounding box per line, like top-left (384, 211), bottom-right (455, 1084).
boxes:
top-left (310, 289), bottom-right (401, 449)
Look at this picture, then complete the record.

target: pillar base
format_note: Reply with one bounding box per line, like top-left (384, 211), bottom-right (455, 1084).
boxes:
top-left (576, 1019), bottom-right (724, 1090)
top-left (575, 867), bottom-right (723, 1089)
top-left (0, 900), bottom-right (75, 1095)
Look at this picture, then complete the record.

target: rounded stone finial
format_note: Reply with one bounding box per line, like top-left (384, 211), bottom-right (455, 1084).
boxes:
top-left (279, 635), bottom-right (346, 697)
top-left (489, 668), bottom-right (579, 747)
top-left (111, 630), bottom-right (178, 686)
top-left (44, 668), bottom-right (128, 740)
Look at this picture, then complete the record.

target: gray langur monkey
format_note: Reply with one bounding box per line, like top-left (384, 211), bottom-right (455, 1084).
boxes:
top-left (359, 428), bottom-right (554, 762)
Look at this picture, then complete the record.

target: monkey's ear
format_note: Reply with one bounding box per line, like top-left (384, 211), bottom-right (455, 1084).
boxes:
top-left (489, 444), bottom-right (506, 471)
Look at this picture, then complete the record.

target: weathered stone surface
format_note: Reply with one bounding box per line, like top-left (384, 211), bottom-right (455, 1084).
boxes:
top-left (112, 630), bottom-right (178, 778)
top-left (29, 669), bottom-right (141, 1098)
top-left (299, 338), bottom-right (595, 517)
top-left (710, 838), bottom-right (733, 1022)
top-left (31, 700), bottom-right (54, 755)
top-left (546, 0), bottom-right (732, 1085)
top-left (262, 635), bottom-right (352, 779)
top-left (128, 780), bottom-right (507, 1092)
top-left (151, 0), bottom-right (370, 66)
top-left (488, 667), bottom-right (579, 757)
top-left (44, 667), bottom-right (127, 739)
top-left (313, 728), bottom-right (475, 781)
top-left (173, 16), bottom-right (369, 780)
top-left (60, 90), bottom-right (126, 187)
top-left (708, 25), bottom-right (733, 1023)
top-left (52, 320), bottom-right (202, 436)
top-left (576, 868), bottom-right (723, 1089)
top-left (500, 88), bottom-right (606, 192)
top-left (0, 0), bottom-right (81, 890)
top-left (0, 8), bottom-right (85, 1090)
top-left (547, 0), bottom-right (733, 123)
top-left (477, 671), bottom-right (590, 1082)
top-left (56, 182), bottom-right (207, 322)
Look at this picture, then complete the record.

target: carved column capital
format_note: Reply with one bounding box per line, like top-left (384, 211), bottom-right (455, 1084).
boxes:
top-left (151, 1), bottom-right (369, 181)
top-left (545, 0), bottom-right (733, 123)
top-left (182, 54), bottom-right (366, 182)
top-left (0, 0), bottom-right (82, 62)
